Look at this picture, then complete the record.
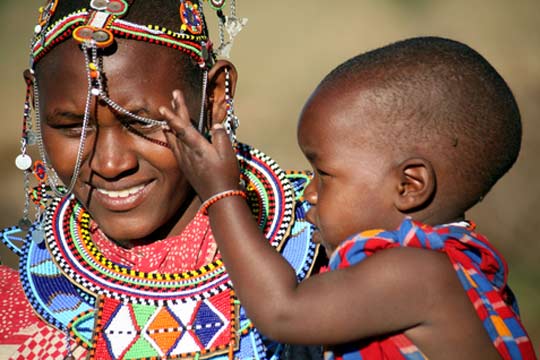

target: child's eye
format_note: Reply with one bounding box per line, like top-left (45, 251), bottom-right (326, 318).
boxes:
top-left (316, 168), bottom-right (330, 177)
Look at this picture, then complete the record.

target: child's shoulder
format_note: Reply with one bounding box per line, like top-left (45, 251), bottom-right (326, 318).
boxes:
top-left (336, 246), bottom-right (500, 358)
top-left (343, 245), bottom-right (459, 295)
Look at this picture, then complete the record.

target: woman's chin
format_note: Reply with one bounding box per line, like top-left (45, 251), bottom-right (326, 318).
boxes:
top-left (95, 220), bottom-right (159, 248)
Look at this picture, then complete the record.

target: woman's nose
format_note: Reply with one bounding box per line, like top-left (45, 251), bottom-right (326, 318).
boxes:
top-left (89, 128), bottom-right (138, 179)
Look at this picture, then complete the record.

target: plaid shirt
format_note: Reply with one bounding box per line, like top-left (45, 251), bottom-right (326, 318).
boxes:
top-left (325, 218), bottom-right (536, 360)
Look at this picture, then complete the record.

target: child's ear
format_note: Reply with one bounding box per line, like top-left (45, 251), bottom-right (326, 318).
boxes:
top-left (393, 158), bottom-right (436, 213)
top-left (207, 60), bottom-right (238, 127)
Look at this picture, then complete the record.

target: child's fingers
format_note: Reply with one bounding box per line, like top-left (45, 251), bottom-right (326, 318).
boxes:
top-left (159, 106), bottom-right (185, 137)
top-left (163, 127), bottom-right (182, 154)
top-left (160, 114), bottom-right (210, 161)
top-left (159, 90), bottom-right (191, 134)
top-left (211, 123), bottom-right (234, 158)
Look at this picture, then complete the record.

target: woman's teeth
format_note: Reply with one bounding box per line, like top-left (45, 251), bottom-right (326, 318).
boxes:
top-left (96, 184), bottom-right (145, 198)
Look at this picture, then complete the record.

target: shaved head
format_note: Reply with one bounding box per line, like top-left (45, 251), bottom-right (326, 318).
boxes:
top-left (311, 36), bottom-right (521, 211)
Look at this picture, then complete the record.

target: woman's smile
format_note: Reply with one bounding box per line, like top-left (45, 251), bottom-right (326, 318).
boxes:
top-left (91, 180), bottom-right (155, 212)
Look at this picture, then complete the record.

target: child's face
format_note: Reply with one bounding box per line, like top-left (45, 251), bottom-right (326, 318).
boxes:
top-left (298, 87), bottom-right (403, 257)
top-left (35, 40), bottom-right (201, 246)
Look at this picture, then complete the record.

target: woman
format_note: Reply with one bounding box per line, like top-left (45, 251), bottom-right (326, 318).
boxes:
top-left (0, 1), bottom-right (321, 359)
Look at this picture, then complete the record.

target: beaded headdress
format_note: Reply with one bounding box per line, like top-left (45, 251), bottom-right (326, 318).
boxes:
top-left (16, 0), bottom-right (246, 228)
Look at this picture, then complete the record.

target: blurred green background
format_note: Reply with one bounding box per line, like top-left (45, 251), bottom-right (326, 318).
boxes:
top-left (1, 0), bottom-right (538, 352)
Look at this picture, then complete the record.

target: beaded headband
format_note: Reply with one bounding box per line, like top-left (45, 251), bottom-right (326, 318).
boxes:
top-left (30, 0), bottom-right (247, 69)
top-left (15, 0), bottom-right (246, 228)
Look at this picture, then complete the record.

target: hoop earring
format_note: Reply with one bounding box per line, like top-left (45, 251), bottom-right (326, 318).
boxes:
top-left (223, 68), bottom-right (239, 143)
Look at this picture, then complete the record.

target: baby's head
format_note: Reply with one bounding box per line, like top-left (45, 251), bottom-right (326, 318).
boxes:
top-left (300, 36), bottom-right (520, 254)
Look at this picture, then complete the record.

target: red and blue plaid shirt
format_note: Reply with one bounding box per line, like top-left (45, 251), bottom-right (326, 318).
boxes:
top-left (325, 218), bottom-right (536, 360)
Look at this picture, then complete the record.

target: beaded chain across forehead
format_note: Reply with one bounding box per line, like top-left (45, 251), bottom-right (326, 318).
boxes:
top-left (15, 0), bottom-right (247, 228)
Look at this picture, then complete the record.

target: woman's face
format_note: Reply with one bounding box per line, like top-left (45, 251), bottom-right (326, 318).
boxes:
top-left (35, 39), bottom-right (203, 247)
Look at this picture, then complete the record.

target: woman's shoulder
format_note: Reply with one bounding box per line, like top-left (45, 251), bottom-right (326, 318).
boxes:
top-left (0, 265), bottom-right (42, 347)
top-left (0, 265), bottom-right (22, 292)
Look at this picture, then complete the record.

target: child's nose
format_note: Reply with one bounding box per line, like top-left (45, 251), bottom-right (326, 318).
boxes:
top-left (303, 179), bottom-right (318, 205)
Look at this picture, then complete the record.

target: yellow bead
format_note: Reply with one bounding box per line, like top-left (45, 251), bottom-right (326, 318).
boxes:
top-left (39, 7), bottom-right (45, 13)
top-left (89, 62), bottom-right (97, 71)
top-left (194, 4), bottom-right (198, 9)
top-left (181, 24), bottom-right (187, 31)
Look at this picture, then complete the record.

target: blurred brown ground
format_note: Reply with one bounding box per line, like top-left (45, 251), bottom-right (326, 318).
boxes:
top-left (1, 0), bottom-right (538, 351)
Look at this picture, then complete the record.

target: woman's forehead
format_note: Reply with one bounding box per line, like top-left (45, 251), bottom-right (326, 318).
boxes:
top-left (38, 39), bottom-right (187, 80)
top-left (35, 40), bottom-right (195, 109)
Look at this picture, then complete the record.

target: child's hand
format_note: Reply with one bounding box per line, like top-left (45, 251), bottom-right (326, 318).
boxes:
top-left (159, 89), bottom-right (241, 202)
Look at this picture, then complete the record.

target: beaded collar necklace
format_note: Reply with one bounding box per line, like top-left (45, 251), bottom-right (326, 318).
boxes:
top-left (2, 143), bottom-right (321, 359)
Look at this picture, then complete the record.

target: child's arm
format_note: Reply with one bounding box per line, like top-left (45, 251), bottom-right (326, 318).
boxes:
top-left (158, 90), bottom-right (478, 347)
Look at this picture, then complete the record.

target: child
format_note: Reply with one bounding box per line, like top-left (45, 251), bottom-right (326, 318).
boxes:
top-left (160, 36), bottom-right (537, 359)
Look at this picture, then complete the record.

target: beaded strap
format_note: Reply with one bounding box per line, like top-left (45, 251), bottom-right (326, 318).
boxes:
top-left (200, 190), bottom-right (247, 215)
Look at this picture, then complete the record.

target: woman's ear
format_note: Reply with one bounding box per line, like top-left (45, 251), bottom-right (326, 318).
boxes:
top-left (394, 157), bottom-right (436, 213)
top-left (23, 69), bottom-right (34, 84)
top-left (207, 60), bottom-right (238, 127)
top-left (23, 69), bottom-right (36, 108)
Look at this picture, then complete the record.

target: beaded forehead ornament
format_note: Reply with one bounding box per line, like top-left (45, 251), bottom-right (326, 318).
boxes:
top-left (16, 0), bottom-right (246, 228)
top-left (30, 0), bottom-right (246, 68)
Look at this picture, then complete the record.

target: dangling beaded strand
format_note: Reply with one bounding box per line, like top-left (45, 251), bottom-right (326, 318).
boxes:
top-left (15, 81), bottom-right (35, 230)
top-left (222, 68), bottom-right (239, 143)
top-left (32, 80), bottom-right (65, 197)
top-left (60, 42), bottom-right (95, 195)
top-left (64, 327), bottom-right (75, 360)
top-left (198, 69), bottom-right (209, 133)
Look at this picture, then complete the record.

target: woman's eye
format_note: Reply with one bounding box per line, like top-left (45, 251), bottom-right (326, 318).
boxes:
top-left (51, 124), bottom-right (93, 137)
top-left (125, 120), bottom-right (161, 133)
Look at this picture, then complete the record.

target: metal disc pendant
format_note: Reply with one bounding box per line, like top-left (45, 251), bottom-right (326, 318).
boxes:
top-left (15, 154), bottom-right (32, 170)
top-left (32, 228), bottom-right (45, 244)
top-left (91, 0), bottom-right (108, 10)
top-left (26, 130), bottom-right (37, 145)
top-left (92, 30), bottom-right (110, 43)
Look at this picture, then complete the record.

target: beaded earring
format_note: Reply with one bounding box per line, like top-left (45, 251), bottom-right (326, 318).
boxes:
top-left (197, 69), bottom-right (209, 133)
top-left (14, 80), bottom-right (35, 231)
top-left (13, 78), bottom-right (57, 243)
top-left (223, 67), bottom-right (239, 143)
top-left (31, 79), bottom-right (67, 198)
top-left (16, 0), bottom-right (53, 228)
